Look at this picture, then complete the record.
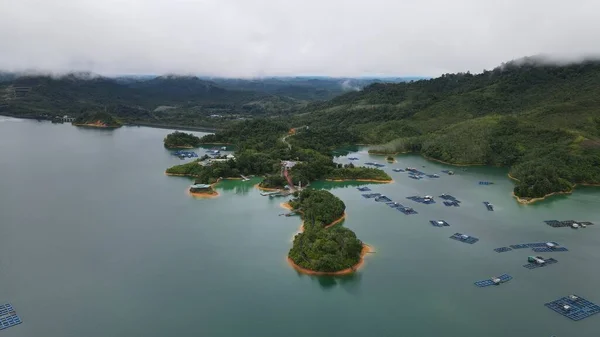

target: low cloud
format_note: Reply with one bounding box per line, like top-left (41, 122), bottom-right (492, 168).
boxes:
top-left (1, 0), bottom-right (600, 77)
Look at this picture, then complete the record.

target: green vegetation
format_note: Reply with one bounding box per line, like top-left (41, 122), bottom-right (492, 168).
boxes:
top-left (287, 190), bottom-right (364, 273)
top-left (292, 59), bottom-right (600, 199)
top-left (73, 112), bottom-right (121, 128)
top-left (163, 131), bottom-right (202, 148)
top-left (166, 118), bottom-right (390, 186)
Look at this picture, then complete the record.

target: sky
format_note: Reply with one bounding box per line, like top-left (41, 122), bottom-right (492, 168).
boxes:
top-left (1, 0), bottom-right (600, 77)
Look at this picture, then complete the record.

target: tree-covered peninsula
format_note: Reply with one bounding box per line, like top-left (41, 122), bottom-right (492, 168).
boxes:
top-left (165, 119), bottom-right (391, 186)
top-left (163, 131), bottom-right (202, 148)
top-left (73, 112), bottom-right (122, 128)
top-left (287, 189), bottom-right (366, 273)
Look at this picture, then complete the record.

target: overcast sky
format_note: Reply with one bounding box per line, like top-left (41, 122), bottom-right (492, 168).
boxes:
top-left (1, 0), bottom-right (599, 77)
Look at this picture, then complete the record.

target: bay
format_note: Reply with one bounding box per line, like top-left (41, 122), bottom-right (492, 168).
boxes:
top-left (1, 118), bottom-right (599, 337)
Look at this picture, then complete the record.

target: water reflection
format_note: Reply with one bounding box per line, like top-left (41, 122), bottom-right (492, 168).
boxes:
top-left (293, 270), bottom-right (363, 291)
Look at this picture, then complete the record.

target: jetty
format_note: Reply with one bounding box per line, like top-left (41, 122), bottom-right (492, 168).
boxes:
top-left (0, 303), bottom-right (22, 330)
top-left (474, 274), bottom-right (512, 287)
top-left (545, 295), bottom-right (600, 321)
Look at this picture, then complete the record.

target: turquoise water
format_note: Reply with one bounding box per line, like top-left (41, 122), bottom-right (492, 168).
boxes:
top-left (1, 118), bottom-right (599, 337)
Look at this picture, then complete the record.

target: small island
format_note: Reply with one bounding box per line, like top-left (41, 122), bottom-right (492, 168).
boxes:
top-left (286, 189), bottom-right (369, 275)
top-left (386, 156), bottom-right (396, 163)
top-left (164, 131), bottom-right (202, 149)
top-left (73, 112), bottom-right (122, 128)
top-left (189, 181), bottom-right (218, 198)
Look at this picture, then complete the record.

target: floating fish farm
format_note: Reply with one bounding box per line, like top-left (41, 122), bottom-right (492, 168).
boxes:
top-left (429, 220), bottom-right (450, 227)
top-left (361, 193), bottom-right (381, 199)
top-left (474, 274), bottom-right (512, 287)
top-left (495, 242), bottom-right (566, 252)
top-left (356, 186), bottom-right (371, 192)
top-left (524, 257), bottom-right (558, 269)
top-left (450, 233), bottom-right (479, 244)
top-left (544, 220), bottom-right (595, 228)
top-left (545, 295), bottom-right (600, 321)
top-left (364, 162), bottom-right (376, 166)
top-left (532, 247), bottom-right (569, 252)
top-left (483, 201), bottom-right (494, 211)
top-left (398, 207), bottom-right (418, 215)
top-left (392, 168), bottom-right (405, 172)
top-left (406, 168), bottom-right (426, 176)
top-left (494, 247), bottom-right (513, 253)
top-left (409, 174), bottom-right (423, 180)
top-left (426, 174), bottom-right (440, 178)
top-left (172, 150), bottom-right (198, 158)
top-left (348, 157), bottom-right (359, 160)
top-left (373, 163), bottom-right (385, 168)
top-left (0, 304), bottom-right (22, 330)
top-left (375, 195), bottom-right (392, 203)
top-left (479, 181), bottom-right (494, 185)
top-left (407, 196), bottom-right (436, 204)
top-left (441, 170), bottom-right (455, 175)
top-left (443, 201), bottom-right (461, 207)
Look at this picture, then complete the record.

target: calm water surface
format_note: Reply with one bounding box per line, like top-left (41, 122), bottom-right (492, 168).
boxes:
top-left (1, 118), bottom-right (600, 337)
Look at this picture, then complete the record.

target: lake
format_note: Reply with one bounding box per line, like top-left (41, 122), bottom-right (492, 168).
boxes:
top-left (1, 117), bottom-right (599, 337)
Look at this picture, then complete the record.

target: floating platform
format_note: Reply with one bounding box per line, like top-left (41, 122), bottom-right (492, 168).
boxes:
top-left (348, 157), bottom-right (359, 161)
top-left (523, 258), bottom-right (558, 269)
top-left (443, 201), bottom-right (461, 207)
top-left (479, 181), bottom-right (494, 185)
top-left (494, 247), bottom-right (513, 253)
top-left (483, 201), bottom-right (494, 211)
top-left (0, 303), bottom-right (22, 330)
top-left (361, 193), bottom-right (381, 199)
top-left (398, 207), bottom-right (418, 215)
top-left (406, 168), bottom-right (426, 175)
top-left (173, 150), bottom-right (198, 158)
top-left (430, 220), bottom-right (450, 227)
top-left (450, 233), bottom-right (479, 244)
top-left (373, 163), bottom-right (385, 168)
top-left (426, 174), bottom-right (440, 178)
top-left (532, 247), bottom-right (569, 253)
top-left (357, 186), bottom-right (371, 192)
top-left (408, 175), bottom-right (423, 180)
top-left (439, 194), bottom-right (459, 201)
top-left (544, 220), bottom-right (595, 228)
top-left (407, 196), bottom-right (435, 204)
top-left (387, 202), bottom-right (402, 208)
top-left (545, 295), bottom-right (600, 321)
top-left (375, 195), bottom-right (392, 202)
top-left (364, 162), bottom-right (376, 166)
top-left (510, 244), bottom-right (529, 249)
top-left (392, 168), bottom-right (405, 172)
top-left (474, 274), bottom-right (512, 287)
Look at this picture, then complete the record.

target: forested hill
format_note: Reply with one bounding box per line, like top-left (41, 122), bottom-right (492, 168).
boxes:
top-left (0, 74), bottom-right (302, 128)
top-left (291, 59), bottom-right (600, 200)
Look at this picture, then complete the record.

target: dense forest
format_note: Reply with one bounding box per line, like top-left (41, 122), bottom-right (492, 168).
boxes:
top-left (163, 131), bottom-right (202, 148)
top-left (287, 190), bottom-right (364, 273)
top-left (291, 58), bottom-right (600, 199)
top-left (73, 112), bottom-right (121, 128)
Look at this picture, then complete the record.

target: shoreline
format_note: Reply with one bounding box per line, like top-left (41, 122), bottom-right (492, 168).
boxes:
top-left (325, 178), bottom-right (393, 183)
top-left (254, 183), bottom-right (280, 191)
top-left (165, 145), bottom-right (196, 149)
top-left (287, 245), bottom-right (373, 276)
top-left (280, 202), bottom-right (368, 276)
top-left (73, 123), bottom-right (121, 129)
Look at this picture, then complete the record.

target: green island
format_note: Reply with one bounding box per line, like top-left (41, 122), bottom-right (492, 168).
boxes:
top-left (291, 59), bottom-right (600, 202)
top-left (163, 131), bottom-right (202, 148)
top-left (286, 189), bottom-right (367, 274)
top-left (73, 112), bottom-right (122, 128)
top-left (188, 181), bottom-right (218, 198)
